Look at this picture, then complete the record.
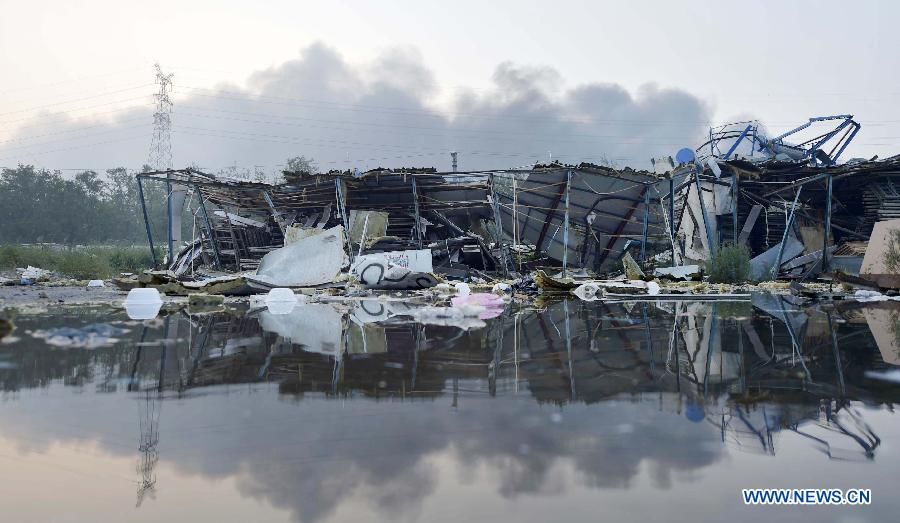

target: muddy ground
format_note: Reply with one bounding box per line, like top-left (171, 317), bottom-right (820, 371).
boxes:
top-left (0, 285), bottom-right (128, 307)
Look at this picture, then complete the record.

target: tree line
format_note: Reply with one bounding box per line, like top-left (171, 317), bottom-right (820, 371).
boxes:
top-left (0, 165), bottom-right (168, 245)
top-left (0, 157), bottom-right (318, 246)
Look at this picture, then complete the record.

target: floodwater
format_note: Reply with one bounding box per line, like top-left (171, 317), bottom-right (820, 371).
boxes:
top-left (1, 297), bottom-right (900, 523)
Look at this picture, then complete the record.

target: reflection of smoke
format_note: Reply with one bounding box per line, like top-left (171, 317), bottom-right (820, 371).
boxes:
top-left (136, 390), bottom-right (160, 507)
top-left (204, 396), bottom-right (720, 523)
top-left (6, 43), bottom-right (712, 171)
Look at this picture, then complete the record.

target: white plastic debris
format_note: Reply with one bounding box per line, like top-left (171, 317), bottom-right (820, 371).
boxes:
top-left (492, 282), bottom-right (512, 295)
top-left (864, 369), bottom-right (900, 383)
top-left (646, 281), bottom-right (661, 295)
top-left (854, 290), bottom-right (891, 303)
top-left (87, 279), bottom-right (105, 288)
top-left (32, 323), bottom-right (128, 349)
top-left (352, 249), bottom-right (437, 289)
top-left (17, 265), bottom-right (49, 285)
top-left (454, 282), bottom-right (471, 296)
top-left (433, 283), bottom-right (454, 294)
top-left (265, 287), bottom-right (299, 315)
top-left (124, 288), bottom-right (163, 320)
top-left (573, 282), bottom-right (603, 301)
top-left (251, 225), bottom-right (347, 287)
top-left (409, 305), bottom-right (487, 330)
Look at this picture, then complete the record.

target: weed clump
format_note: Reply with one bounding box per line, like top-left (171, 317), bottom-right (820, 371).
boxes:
top-left (0, 244), bottom-right (154, 279)
top-left (707, 245), bottom-right (751, 283)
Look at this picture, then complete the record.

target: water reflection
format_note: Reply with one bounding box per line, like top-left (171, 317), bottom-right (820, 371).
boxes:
top-left (1, 297), bottom-right (899, 522)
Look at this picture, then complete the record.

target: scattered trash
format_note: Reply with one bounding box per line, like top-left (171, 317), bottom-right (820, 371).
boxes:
top-left (17, 266), bottom-right (50, 285)
top-left (31, 323), bottom-right (129, 349)
top-left (454, 282), bottom-right (471, 296)
top-left (572, 282), bottom-right (604, 301)
top-left (492, 282), bottom-right (512, 295)
top-left (853, 290), bottom-right (894, 303)
top-left (653, 265), bottom-right (701, 281)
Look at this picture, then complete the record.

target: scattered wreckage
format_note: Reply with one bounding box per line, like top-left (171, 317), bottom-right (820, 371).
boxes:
top-left (119, 114), bottom-right (900, 306)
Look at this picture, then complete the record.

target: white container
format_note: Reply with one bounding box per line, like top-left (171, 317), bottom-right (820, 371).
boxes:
top-left (454, 282), bottom-right (471, 296)
top-left (265, 288), bottom-right (298, 315)
top-left (124, 288), bottom-right (163, 320)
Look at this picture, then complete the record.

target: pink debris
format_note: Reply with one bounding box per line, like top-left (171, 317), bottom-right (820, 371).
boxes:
top-left (451, 293), bottom-right (505, 319)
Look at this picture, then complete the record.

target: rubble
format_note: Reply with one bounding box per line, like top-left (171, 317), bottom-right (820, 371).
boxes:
top-left (653, 264), bottom-right (701, 281)
top-left (100, 115), bottom-right (900, 306)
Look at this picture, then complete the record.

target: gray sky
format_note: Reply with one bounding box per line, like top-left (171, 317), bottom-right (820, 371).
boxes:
top-left (1, 0), bottom-right (898, 173)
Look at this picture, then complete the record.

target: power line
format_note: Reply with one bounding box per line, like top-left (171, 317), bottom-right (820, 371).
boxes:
top-left (0, 84), bottom-right (153, 118)
top-left (0, 98), bottom-right (153, 129)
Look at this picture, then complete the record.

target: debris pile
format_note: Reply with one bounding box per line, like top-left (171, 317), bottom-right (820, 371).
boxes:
top-left (9, 113), bottom-right (886, 312)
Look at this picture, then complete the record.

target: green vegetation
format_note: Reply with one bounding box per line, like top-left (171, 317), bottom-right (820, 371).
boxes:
top-left (707, 244), bottom-right (752, 283)
top-left (884, 229), bottom-right (900, 273)
top-left (0, 245), bottom-right (156, 279)
top-left (0, 165), bottom-right (169, 245)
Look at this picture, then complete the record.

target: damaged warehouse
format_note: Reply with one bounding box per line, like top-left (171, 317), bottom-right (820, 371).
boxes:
top-left (130, 113), bottom-right (900, 296)
top-left (133, 163), bottom-right (671, 292)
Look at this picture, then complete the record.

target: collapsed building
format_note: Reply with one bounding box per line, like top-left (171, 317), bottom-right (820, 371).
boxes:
top-left (667, 115), bottom-right (900, 283)
top-left (134, 113), bottom-right (900, 291)
top-left (135, 163), bottom-right (669, 290)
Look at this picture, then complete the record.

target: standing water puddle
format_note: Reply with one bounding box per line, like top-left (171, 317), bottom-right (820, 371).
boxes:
top-left (1, 297), bottom-right (899, 522)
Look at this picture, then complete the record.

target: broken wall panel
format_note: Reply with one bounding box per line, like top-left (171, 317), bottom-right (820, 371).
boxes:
top-left (491, 166), bottom-right (668, 273)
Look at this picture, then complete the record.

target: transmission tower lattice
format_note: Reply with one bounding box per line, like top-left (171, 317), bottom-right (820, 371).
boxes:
top-left (148, 63), bottom-right (174, 170)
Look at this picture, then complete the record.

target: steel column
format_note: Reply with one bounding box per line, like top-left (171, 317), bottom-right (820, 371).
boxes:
top-left (410, 175), bottom-right (423, 249)
top-left (694, 169), bottom-right (716, 258)
top-left (166, 175), bottom-right (174, 264)
top-left (489, 174), bottom-right (510, 277)
top-left (137, 176), bottom-right (158, 268)
top-left (640, 187), bottom-right (650, 264)
top-left (194, 185), bottom-right (221, 269)
top-left (563, 170), bottom-right (571, 275)
top-left (772, 187), bottom-right (803, 279)
top-left (732, 173), bottom-right (739, 244)
top-left (823, 174), bottom-right (833, 273)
